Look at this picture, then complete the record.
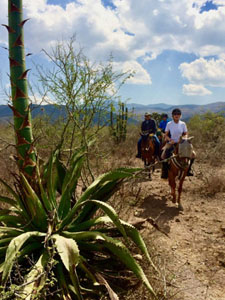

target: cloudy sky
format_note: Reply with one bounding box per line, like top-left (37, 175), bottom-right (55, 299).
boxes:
top-left (1, 0), bottom-right (225, 106)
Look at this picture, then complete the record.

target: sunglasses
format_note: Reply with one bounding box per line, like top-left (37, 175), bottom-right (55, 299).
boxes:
top-left (173, 113), bottom-right (181, 116)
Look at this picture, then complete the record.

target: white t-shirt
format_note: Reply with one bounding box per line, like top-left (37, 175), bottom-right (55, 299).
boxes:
top-left (165, 120), bottom-right (187, 143)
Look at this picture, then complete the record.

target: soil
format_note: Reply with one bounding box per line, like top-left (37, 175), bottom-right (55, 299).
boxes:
top-left (127, 161), bottom-right (225, 300)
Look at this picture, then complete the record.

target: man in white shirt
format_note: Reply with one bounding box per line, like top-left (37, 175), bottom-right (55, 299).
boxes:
top-left (161, 108), bottom-right (195, 178)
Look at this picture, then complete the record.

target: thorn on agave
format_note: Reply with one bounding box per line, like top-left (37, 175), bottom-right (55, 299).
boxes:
top-left (14, 35), bottom-right (23, 47)
top-left (19, 114), bottom-right (31, 130)
top-left (1, 24), bottom-right (15, 33)
top-left (8, 104), bottom-right (24, 118)
top-left (10, 2), bottom-right (21, 13)
top-left (9, 57), bottom-right (21, 67)
top-left (19, 69), bottom-right (31, 79)
top-left (19, 19), bottom-right (30, 27)
top-left (15, 87), bottom-right (26, 99)
top-left (16, 132), bottom-right (30, 146)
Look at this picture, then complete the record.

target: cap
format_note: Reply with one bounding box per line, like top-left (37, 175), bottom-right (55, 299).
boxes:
top-left (145, 112), bottom-right (151, 116)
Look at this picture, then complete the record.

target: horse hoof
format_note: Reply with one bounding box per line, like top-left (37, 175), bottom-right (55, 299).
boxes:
top-left (171, 197), bottom-right (176, 203)
top-left (178, 204), bottom-right (184, 211)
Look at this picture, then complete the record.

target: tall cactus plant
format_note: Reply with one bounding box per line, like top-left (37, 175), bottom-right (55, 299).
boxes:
top-left (110, 101), bottom-right (128, 143)
top-left (3, 0), bottom-right (36, 180)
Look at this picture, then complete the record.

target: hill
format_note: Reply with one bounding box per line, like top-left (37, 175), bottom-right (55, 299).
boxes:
top-left (0, 102), bottom-right (225, 123)
top-left (129, 101), bottom-right (225, 120)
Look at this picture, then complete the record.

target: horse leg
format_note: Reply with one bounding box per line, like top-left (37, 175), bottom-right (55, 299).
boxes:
top-left (177, 175), bottom-right (185, 211)
top-left (168, 171), bottom-right (176, 203)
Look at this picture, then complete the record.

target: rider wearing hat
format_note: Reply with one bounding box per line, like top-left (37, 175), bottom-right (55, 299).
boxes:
top-left (161, 108), bottom-right (195, 178)
top-left (136, 112), bottom-right (160, 159)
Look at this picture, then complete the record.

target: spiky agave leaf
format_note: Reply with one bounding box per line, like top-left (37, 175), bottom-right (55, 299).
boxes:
top-left (52, 234), bottom-right (82, 299)
top-left (61, 231), bottom-right (156, 297)
top-left (18, 251), bottom-right (49, 300)
top-left (2, 231), bottom-right (45, 285)
top-left (59, 167), bottom-right (141, 230)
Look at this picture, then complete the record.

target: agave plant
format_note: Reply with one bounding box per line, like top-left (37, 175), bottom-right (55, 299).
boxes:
top-left (0, 148), bottom-right (157, 300)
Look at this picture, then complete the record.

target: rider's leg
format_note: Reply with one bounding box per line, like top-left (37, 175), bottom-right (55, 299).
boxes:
top-left (154, 135), bottom-right (160, 159)
top-left (161, 144), bottom-right (173, 179)
top-left (136, 137), bottom-right (142, 158)
top-left (187, 151), bottom-right (196, 176)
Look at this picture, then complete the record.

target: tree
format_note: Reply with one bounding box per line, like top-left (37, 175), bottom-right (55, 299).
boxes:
top-left (37, 37), bottom-right (132, 181)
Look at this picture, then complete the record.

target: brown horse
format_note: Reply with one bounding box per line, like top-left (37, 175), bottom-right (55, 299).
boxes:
top-left (168, 137), bottom-right (194, 210)
top-left (141, 133), bottom-right (156, 179)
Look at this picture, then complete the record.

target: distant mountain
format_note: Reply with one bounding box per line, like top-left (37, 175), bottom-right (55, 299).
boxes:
top-left (0, 102), bottom-right (225, 123)
top-left (130, 101), bottom-right (225, 120)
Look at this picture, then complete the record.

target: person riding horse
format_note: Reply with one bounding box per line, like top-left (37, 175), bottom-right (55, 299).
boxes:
top-left (136, 112), bottom-right (160, 159)
top-left (161, 108), bottom-right (195, 179)
top-left (159, 113), bottom-right (169, 133)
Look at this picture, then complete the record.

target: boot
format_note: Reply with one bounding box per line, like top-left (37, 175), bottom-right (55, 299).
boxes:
top-left (187, 158), bottom-right (195, 176)
top-left (161, 162), bottom-right (169, 179)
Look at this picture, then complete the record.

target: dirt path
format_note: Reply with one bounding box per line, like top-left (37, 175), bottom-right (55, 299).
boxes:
top-left (128, 163), bottom-right (225, 300)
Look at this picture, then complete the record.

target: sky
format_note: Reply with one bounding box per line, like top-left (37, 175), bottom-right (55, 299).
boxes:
top-left (1, 0), bottom-right (225, 106)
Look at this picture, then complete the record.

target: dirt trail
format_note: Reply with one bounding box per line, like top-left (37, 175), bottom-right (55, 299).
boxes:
top-left (129, 163), bottom-right (225, 300)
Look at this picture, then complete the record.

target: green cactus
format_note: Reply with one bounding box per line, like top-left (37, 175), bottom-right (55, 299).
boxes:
top-left (4, 0), bottom-right (36, 180)
top-left (110, 101), bottom-right (128, 143)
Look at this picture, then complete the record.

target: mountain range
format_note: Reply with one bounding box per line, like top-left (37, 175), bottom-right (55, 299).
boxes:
top-left (128, 101), bottom-right (225, 120)
top-left (0, 102), bottom-right (225, 123)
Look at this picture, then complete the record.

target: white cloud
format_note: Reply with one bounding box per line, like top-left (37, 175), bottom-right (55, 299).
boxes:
top-left (182, 84), bottom-right (212, 96)
top-left (1, 0), bottom-right (225, 87)
top-left (180, 58), bottom-right (225, 88)
top-left (113, 61), bottom-right (152, 85)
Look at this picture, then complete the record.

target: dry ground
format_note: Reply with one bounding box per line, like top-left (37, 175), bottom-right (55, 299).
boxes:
top-left (123, 160), bottom-right (225, 300)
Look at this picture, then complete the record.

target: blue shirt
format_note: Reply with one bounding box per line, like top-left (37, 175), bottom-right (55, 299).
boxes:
top-left (159, 120), bottom-right (169, 132)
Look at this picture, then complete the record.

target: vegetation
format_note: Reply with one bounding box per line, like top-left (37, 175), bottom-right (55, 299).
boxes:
top-left (4, 0), bottom-right (36, 180)
top-left (0, 1), bottom-right (157, 300)
top-left (110, 102), bottom-right (128, 143)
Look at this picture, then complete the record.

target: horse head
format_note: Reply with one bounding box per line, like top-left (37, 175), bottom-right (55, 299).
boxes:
top-left (141, 133), bottom-right (155, 166)
top-left (178, 136), bottom-right (194, 159)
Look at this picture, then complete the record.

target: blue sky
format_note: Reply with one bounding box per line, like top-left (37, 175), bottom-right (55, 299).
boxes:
top-left (1, 0), bottom-right (225, 106)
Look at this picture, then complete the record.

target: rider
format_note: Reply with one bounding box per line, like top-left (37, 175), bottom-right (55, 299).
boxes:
top-left (161, 108), bottom-right (195, 178)
top-left (136, 112), bottom-right (160, 159)
top-left (159, 113), bottom-right (169, 133)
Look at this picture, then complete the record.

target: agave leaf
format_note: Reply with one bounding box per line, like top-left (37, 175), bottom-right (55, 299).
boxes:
top-left (102, 236), bottom-right (156, 297)
top-left (0, 178), bottom-right (27, 212)
top-left (0, 226), bottom-right (23, 235)
top-left (56, 263), bottom-right (73, 300)
top-left (0, 215), bottom-right (23, 227)
top-left (18, 251), bottom-right (49, 300)
top-left (2, 231), bottom-right (45, 285)
top-left (36, 163), bottom-right (53, 212)
top-left (20, 173), bottom-right (47, 229)
top-left (52, 234), bottom-right (80, 271)
top-left (45, 151), bottom-right (57, 208)
top-left (69, 266), bottom-right (83, 300)
top-left (77, 200), bottom-right (127, 241)
top-left (62, 231), bottom-right (156, 297)
top-left (68, 216), bottom-right (111, 232)
top-left (0, 196), bottom-right (18, 208)
top-left (52, 234), bottom-right (82, 300)
top-left (58, 149), bottom-right (85, 219)
top-left (59, 181), bottom-right (118, 230)
top-left (77, 168), bottom-right (140, 206)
